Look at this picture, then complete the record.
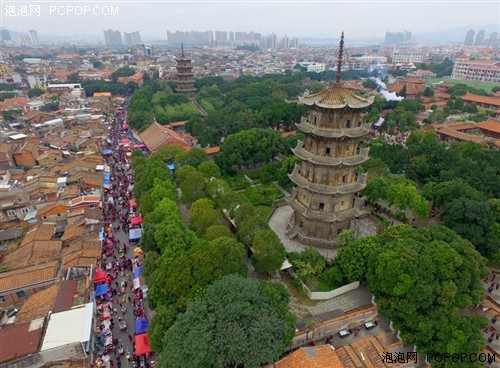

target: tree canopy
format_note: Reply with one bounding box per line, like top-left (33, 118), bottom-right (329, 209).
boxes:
top-left (157, 274), bottom-right (296, 368)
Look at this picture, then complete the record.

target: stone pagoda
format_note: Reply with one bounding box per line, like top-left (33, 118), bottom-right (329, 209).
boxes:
top-left (175, 44), bottom-right (196, 97)
top-left (286, 32), bottom-right (374, 248)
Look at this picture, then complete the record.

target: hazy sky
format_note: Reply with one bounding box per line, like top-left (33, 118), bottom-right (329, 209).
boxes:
top-left (3, 0), bottom-right (500, 39)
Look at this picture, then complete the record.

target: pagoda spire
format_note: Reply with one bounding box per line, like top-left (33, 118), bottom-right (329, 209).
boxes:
top-left (181, 42), bottom-right (184, 56)
top-left (335, 32), bottom-right (344, 85)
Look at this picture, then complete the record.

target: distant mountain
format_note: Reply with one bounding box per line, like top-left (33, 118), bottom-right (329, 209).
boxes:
top-left (415, 24), bottom-right (500, 44)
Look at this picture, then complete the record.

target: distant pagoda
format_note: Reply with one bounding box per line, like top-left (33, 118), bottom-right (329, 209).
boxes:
top-left (286, 32), bottom-right (374, 248)
top-left (175, 43), bottom-right (196, 96)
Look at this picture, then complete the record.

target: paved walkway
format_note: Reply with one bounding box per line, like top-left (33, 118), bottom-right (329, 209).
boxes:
top-left (307, 286), bottom-right (373, 317)
top-left (268, 205), bottom-right (337, 259)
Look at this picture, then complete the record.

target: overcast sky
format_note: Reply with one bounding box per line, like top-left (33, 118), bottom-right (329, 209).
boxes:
top-left (4, 0), bottom-right (500, 39)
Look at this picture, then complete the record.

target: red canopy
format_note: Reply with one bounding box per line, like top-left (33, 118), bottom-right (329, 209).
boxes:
top-left (122, 124), bottom-right (129, 130)
top-left (121, 138), bottom-right (130, 144)
top-left (94, 268), bottom-right (106, 283)
top-left (130, 216), bottom-right (143, 225)
top-left (135, 334), bottom-right (152, 355)
top-left (129, 198), bottom-right (137, 208)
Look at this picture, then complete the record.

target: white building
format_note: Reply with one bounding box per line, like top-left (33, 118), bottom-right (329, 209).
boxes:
top-left (392, 51), bottom-right (429, 63)
top-left (451, 58), bottom-right (500, 84)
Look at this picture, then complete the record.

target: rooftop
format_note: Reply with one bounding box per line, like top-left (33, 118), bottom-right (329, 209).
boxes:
top-left (299, 84), bottom-right (374, 110)
top-left (0, 320), bottom-right (44, 363)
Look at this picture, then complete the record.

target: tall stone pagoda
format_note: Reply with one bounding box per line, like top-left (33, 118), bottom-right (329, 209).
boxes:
top-left (286, 32), bottom-right (374, 248)
top-left (175, 44), bottom-right (196, 97)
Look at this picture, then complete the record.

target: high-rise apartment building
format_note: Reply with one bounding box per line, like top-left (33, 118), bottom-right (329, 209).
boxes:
top-left (103, 29), bottom-right (123, 46)
top-left (384, 30), bottom-right (412, 45)
top-left (464, 29), bottom-right (475, 45)
top-left (124, 31), bottom-right (141, 45)
top-left (28, 30), bottom-right (39, 46)
top-left (475, 30), bottom-right (485, 46)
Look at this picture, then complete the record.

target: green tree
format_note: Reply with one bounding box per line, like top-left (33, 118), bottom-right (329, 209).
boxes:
top-left (336, 237), bottom-right (380, 282)
top-left (362, 78), bottom-right (378, 90)
top-left (197, 161), bottom-right (221, 179)
top-left (27, 88), bottom-right (44, 98)
top-left (441, 198), bottom-right (499, 257)
top-left (423, 87), bottom-right (434, 97)
top-left (175, 148), bottom-right (208, 168)
top-left (157, 274), bottom-right (295, 368)
top-left (204, 224), bottom-right (233, 240)
top-left (180, 171), bottom-right (206, 204)
top-left (189, 198), bottom-right (222, 237)
top-left (366, 225), bottom-right (487, 359)
top-left (252, 229), bottom-right (286, 275)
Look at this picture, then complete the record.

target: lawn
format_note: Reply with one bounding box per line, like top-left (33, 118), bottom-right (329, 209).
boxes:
top-left (427, 78), bottom-right (498, 93)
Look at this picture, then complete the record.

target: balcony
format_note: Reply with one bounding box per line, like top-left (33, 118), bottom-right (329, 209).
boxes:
top-left (296, 117), bottom-right (371, 139)
top-left (292, 141), bottom-right (370, 167)
top-left (289, 198), bottom-right (367, 222)
top-left (288, 166), bottom-right (367, 195)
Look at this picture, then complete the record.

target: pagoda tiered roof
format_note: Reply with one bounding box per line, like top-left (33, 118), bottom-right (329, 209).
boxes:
top-left (299, 83), bottom-right (374, 109)
top-left (288, 166), bottom-right (367, 195)
top-left (296, 118), bottom-right (371, 138)
top-left (289, 198), bottom-right (368, 222)
top-left (292, 142), bottom-right (370, 167)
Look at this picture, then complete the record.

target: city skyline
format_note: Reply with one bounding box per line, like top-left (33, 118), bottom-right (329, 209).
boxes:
top-left (3, 1), bottom-right (499, 41)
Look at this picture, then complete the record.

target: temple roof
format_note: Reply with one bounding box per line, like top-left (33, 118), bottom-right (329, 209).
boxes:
top-left (300, 83), bottom-right (374, 109)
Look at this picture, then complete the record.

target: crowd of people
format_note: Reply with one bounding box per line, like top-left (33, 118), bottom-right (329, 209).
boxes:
top-left (91, 107), bottom-right (152, 368)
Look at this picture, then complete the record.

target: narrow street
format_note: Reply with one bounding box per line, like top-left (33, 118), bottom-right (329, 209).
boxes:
top-left (92, 106), bottom-right (151, 368)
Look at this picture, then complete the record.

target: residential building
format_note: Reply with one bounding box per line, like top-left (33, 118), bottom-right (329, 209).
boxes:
top-left (28, 29), bottom-right (40, 47)
top-left (451, 58), bottom-right (500, 84)
top-left (475, 30), bottom-right (486, 46)
top-left (392, 50), bottom-right (428, 63)
top-left (384, 30), bottom-right (412, 44)
top-left (124, 31), bottom-right (141, 45)
top-left (464, 29), bottom-right (475, 46)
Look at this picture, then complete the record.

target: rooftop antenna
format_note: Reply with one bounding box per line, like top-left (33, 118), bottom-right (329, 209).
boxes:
top-left (181, 42), bottom-right (184, 57)
top-left (335, 31), bottom-right (344, 85)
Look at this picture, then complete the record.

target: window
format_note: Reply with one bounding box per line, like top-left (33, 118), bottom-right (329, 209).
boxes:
top-left (319, 203), bottom-right (325, 211)
top-left (21, 207), bottom-right (30, 214)
top-left (7, 209), bottom-right (16, 217)
top-left (342, 175), bottom-right (347, 183)
top-left (325, 147), bottom-right (330, 155)
top-left (0, 296), bottom-right (5, 303)
top-left (313, 115), bottom-right (317, 125)
top-left (346, 119), bottom-right (351, 128)
top-left (16, 291), bottom-right (27, 298)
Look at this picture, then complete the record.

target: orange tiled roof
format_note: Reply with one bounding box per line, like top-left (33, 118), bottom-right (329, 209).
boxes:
top-left (437, 126), bottom-right (485, 143)
top-left (204, 146), bottom-right (220, 155)
top-left (15, 283), bottom-right (59, 324)
top-left (281, 130), bottom-right (297, 138)
top-left (475, 119), bottom-right (500, 134)
top-left (274, 344), bottom-right (346, 368)
top-left (140, 121), bottom-right (194, 152)
top-left (2, 240), bottom-right (62, 269)
top-left (461, 93), bottom-right (500, 107)
top-left (0, 261), bottom-right (59, 293)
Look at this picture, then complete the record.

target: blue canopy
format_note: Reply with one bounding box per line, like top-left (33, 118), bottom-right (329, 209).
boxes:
top-left (104, 172), bottom-right (111, 180)
top-left (103, 149), bottom-right (112, 155)
top-left (135, 318), bottom-right (148, 335)
top-left (95, 283), bottom-right (108, 297)
top-left (134, 266), bottom-right (142, 278)
top-left (166, 163), bottom-right (175, 170)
